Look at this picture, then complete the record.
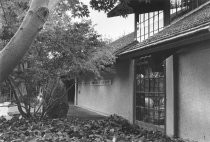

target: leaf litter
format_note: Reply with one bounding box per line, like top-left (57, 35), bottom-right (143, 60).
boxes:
top-left (0, 114), bottom-right (195, 142)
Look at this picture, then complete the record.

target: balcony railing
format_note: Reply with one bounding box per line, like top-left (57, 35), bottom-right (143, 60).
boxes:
top-left (170, 0), bottom-right (208, 20)
top-left (136, 0), bottom-right (209, 42)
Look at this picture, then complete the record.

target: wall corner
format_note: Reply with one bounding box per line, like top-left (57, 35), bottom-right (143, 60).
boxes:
top-left (166, 55), bottom-right (176, 137)
top-left (129, 59), bottom-right (135, 124)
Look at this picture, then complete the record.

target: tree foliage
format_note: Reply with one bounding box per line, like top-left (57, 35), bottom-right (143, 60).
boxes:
top-left (0, 0), bottom-right (29, 41)
top-left (0, 0), bottom-right (115, 119)
top-left (36, 20), bottom-right (115, 78)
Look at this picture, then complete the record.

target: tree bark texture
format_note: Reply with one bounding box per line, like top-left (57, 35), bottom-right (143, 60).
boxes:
top-left (0, 0), bottom-right (59, 83)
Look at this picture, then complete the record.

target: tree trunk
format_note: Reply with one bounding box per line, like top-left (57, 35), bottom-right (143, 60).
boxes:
top-left (0, 0), bottom-right (59, 83)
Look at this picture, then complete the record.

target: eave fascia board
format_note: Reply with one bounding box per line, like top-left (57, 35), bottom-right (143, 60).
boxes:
top-left (119, 24), bottom-right (210, 55)
top-left (117, 28), bottom-right (210, 60)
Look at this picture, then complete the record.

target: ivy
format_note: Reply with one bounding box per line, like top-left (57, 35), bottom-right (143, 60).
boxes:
top-left (0, 115), bottom-right (193, 142)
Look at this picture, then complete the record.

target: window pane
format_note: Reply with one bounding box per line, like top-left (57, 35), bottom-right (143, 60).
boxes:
top-left (135, 58), bottom-right (165, 128)
top-left (159, 11), bottom-right (164, 29)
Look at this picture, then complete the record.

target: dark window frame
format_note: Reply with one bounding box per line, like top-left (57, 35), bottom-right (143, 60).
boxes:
top-left (134, 57), bottom-right (166, 130)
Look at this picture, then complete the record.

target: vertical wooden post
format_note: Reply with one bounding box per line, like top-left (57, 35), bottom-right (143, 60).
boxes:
top-left (163, 0), bottom-right (170, 26)
top-left (74, 78), bottom-right (78, 105)
top-left (173, 54), bottom-right (179, 138)
top-left (166, 54), bottom-right (179, 137)
top-left (130, 59), bottom-right (136, 124)
top-left (166, 55), bottom-right (175, 137)
top-left (134, 13), bottom-right (139, 41)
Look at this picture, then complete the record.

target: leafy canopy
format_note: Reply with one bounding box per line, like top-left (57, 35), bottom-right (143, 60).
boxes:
top-left (0, 0), bottom-right (117, 78)
top-left (0, 0), bottom-right (116, 119)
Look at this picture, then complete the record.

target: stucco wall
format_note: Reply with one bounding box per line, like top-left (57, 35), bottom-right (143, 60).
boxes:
top-left (177, 41), bottom-right (210, 142)
top-left (77, 60), bottom-right (134, 122)
top-left (166, 55), bottom-right (175, 137)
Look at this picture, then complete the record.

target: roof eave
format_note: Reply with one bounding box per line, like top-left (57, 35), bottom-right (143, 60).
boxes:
top-left (114, 40), bottom-right (139, 55)
top-left (107, 3), bottom-right (134, 17)
top-left (119, 25), bottom-right (210, 56)
top-left (107, 0), bottom-right (165, 17)
top-left (119, 31), bottom-right (210, 60)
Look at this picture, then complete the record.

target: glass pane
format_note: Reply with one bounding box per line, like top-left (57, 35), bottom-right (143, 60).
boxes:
top-left (159, 11), bottom-right (164, 29)
top-left (154, 11), bottom-right (159, 32)
top-left (135, 58), bottom-right (165, 128)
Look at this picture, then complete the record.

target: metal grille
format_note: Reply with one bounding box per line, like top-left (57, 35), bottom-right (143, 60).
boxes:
top-left (135, 57), bottom-right (165, 128)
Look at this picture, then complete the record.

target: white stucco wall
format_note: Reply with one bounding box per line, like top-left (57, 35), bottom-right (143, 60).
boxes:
top-left (77, 60), bottom-right (134, 122)
top-left (177, 41), bottom-right (210, 142)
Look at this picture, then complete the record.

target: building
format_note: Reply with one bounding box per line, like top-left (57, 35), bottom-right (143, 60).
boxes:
top-left (76, 0), bottom-right (210, 141)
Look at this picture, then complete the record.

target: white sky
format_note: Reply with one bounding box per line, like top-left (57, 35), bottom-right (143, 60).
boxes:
top-left (79, 1), bottom-right (134, 41)
top-left (79, 0), bottom-right (182, 41)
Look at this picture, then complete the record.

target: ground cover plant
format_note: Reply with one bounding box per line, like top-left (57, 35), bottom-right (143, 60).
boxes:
top-left (0, 114), bottom-right (195, 142)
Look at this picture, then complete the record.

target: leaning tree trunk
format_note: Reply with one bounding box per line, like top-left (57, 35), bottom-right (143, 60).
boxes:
top-left (0, 0), bottom-right (60, 83)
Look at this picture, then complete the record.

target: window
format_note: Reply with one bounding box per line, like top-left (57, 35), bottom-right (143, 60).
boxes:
top-left (137, 11), bottom-right (164, 42)
top-left (136, 0), bottom-right (208, 42)
top-left (170, 0), bottom-right (209, 21)
top-left (135, 57), bottom-right (165, 129)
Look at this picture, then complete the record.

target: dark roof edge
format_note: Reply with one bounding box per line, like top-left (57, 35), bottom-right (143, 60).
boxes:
top-left (119, 24), bottom-right (210, 55)
top-left (118, 31), bottom-right (210, 60)
top-left (114, 40), bottom-right (138, 55)
top-left (107, 4), bottom-right (134, 17)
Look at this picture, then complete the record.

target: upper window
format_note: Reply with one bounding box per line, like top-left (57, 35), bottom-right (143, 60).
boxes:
top-left (170, 0), bottom-right (208, 20)
top-left (136, 11), bottom-right (164, 42)
top-left (136, 0), bottom-right (208, 42)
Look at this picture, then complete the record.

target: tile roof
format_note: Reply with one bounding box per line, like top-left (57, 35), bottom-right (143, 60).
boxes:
top-left (108, 32), bottom-right (137, 53)
top-left (119, 1), bottom-right (210, 55)
top-left (114, 40), bottom-right (139, 55)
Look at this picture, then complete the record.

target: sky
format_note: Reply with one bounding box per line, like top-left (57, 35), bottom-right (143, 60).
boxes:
top-left (79, 1), bottom-right (134, 41)
top-left (79, 0), bottom-right (181, 41)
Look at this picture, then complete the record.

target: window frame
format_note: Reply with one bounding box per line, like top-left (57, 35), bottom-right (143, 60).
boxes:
top-left (134, 56), bottom-right (166, 132)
